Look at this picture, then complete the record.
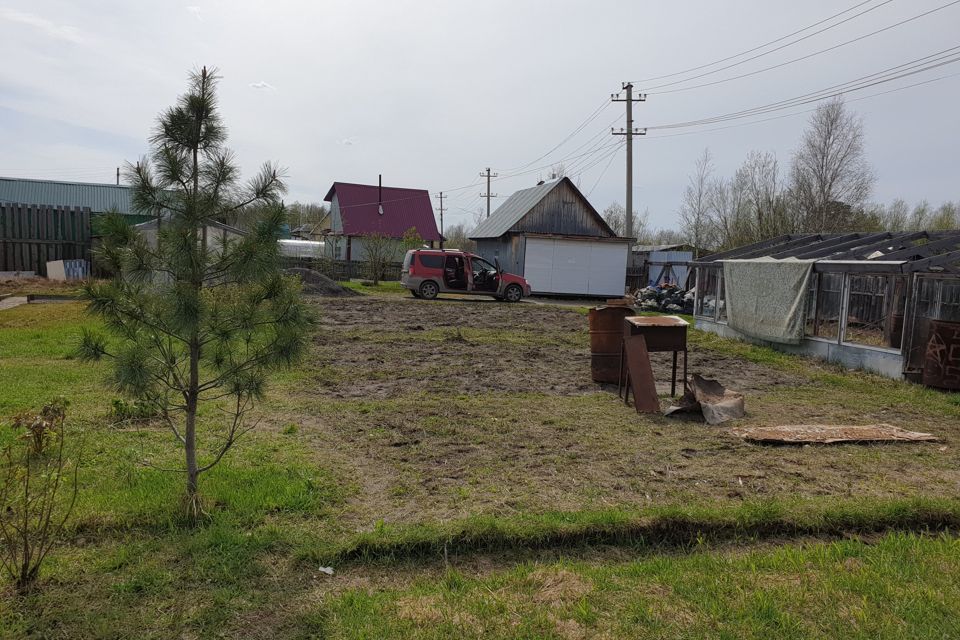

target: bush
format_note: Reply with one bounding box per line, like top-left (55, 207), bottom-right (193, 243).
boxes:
top-left (109, 398), bottom-right (159, 424)
top-left (0, 399), bottom-right (81, 593)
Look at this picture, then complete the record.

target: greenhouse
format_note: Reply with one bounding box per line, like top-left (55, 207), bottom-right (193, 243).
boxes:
top-left (691, 231), bottom-right (960, 388)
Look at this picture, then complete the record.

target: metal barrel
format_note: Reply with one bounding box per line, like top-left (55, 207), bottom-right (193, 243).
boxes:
top-left (588, 305), bottom-right (635, 383)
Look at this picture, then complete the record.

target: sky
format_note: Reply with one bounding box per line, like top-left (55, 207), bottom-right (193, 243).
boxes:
top-left (0, 0), bottom-right (958, 233)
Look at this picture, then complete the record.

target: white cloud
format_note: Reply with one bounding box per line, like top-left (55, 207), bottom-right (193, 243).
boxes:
top-left (248, 81), bottom-right (275, 91)
top-left (0, 8), bottom-right (86, 44)
top-left (185, 6), bottom-right (202, 20)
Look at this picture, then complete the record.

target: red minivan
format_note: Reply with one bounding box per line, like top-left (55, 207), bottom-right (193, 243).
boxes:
top-left (401, 249), bottom-right (532, 302)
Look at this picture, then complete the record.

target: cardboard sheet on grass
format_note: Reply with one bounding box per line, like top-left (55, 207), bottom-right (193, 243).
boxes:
top-left (722, 257), bottom-right (814, 344)
top-left (665, 374), bottom-right (745, 425)
top-left (731, 424), bottom-right (939, 444)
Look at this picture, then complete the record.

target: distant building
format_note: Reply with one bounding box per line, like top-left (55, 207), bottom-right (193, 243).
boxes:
top-left (632, 243), bottom-right (695, 289)
top-left (323, 181), bottom-right (440, 261)
top-left (470, 177), bottom-right (631, 296)
top-left (0, 177), bottom-right (151, 224)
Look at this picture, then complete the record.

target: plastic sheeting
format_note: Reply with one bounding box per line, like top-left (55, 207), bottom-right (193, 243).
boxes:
top-left (722, 258), bottom-right (815, 344)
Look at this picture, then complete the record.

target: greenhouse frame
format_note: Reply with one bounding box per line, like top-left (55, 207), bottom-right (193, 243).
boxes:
top-left (691, 231), bottom-right (960, 388)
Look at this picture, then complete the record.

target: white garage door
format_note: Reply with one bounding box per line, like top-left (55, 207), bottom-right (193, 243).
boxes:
top-left (523, 238), bottom-right (627, 296)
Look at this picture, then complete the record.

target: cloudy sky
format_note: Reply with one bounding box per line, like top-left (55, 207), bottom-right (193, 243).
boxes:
top-left (0, 0), bottom-right (957, 232)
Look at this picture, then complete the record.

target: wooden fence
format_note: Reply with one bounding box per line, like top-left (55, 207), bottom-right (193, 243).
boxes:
top-left (0, 203), bottom-right (91, 277)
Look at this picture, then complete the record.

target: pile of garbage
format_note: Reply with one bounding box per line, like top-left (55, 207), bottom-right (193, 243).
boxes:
top-left (632, 283), bottom-right (694, 314)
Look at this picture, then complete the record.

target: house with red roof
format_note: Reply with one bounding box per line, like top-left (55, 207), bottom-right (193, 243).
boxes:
top-left (323, 181), bottom-right (441, 262)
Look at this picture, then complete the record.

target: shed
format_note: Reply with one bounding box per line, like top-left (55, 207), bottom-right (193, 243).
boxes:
top-left (691, 231), bottom-right (960, 385)
top-left (469, 177), bottom-right (631, 296)
top-left (323, 181), bottom-right (440, 262)
top-left (631, 243), bottom-right (695, 289)
top-left (132, 219), bottom-right (246, 252)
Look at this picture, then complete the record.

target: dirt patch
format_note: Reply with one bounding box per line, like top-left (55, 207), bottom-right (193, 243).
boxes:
top-left (285, 268), bottom-right (359, 297)
top-left (307, 296), bottom-right (796, 398)
top-left (272, 294), bottom-right (960, 530)
top-left (530, 569), bottom-right (593, 607)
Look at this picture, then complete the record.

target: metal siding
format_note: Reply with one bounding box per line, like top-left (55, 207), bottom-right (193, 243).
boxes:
top-left (0, 177), bottom-right (135, 215)
top-left (523, 237), bottom-right (628, 296)
top-left (646, 250), bottom-right (693, 287)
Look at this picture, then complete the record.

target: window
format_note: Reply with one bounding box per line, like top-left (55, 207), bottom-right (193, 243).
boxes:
top-left (811, 273), bottom-right (843, 340)
top-left (843, 275), bottom-right (905, 348)
top-left (694, 267), bottom-right (720, 318)
top-left (418, 254), bottom-right (444, 269)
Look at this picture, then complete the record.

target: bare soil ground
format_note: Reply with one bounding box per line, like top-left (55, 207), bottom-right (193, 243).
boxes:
top-left (269, 294), bottom-right (960, 531)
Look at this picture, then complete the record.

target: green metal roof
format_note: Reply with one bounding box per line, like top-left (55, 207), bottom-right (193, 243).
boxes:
top-left (0, 176), bottom-right (136, 214)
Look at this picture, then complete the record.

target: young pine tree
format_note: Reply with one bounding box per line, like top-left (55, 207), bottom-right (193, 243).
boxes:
top-left (80, 67), bottom-right (311, 517)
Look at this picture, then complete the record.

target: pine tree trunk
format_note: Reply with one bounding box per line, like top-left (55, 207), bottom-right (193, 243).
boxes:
top-left (184, 336), bottom-right (200, 513)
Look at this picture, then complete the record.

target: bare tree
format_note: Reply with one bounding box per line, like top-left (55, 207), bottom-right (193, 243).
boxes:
top-left (707, 174), bottom-right (751, 250)
top-left (679, 148), bottom-right (714, 257)
top-left (789, 98), bottom-right (874, 232)
top-left (602, 202), bottom-right (626, 236)
top-left (362, 233), bottom-right (400, 285)
top-left (443, 223), bottom-right (476, 252)
top-left (603, 202), bottom-right (648, 240)
top-left (739, 150), bottom-right (785, 239)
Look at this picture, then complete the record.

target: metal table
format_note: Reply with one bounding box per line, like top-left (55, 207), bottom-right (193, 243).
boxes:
top-left (618, 315), bottom-right (689, 398)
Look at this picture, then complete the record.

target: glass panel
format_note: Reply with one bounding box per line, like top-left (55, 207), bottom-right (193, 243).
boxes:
top-left (717, 272), bottom-right (727, 322)
top-left (813, 273), bottom-right (843, 340)
top-left (694, 267), bottom-right (719, 318)
top-left (940, 281), bottom-right (960, 322)
top-left (906, 277), bottom-right (940, 371)
top-left (843, 275), bottom-right (891, 347)
top-left (804, 274), bottom-right (819, 337)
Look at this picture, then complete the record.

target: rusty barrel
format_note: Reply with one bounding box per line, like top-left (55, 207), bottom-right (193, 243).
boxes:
top-left (588, 305), bottom-right (635, 383)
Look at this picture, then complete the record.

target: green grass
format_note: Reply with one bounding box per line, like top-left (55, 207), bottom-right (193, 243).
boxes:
top-left (340, 279), bottom-right (408, 296)
top-left (312, 531), bottom-right (960, 639)
top-left (2, 292), bottom-right (960, 637)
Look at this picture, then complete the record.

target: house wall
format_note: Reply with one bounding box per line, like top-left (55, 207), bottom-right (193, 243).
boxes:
top-left (475, 235), bottom-right (526, 276)
top-left (508, 180), bottom-right (612, 237)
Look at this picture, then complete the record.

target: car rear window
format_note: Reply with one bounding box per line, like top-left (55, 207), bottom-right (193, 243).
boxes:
top-left (418, 254), bottom-right (444, 269)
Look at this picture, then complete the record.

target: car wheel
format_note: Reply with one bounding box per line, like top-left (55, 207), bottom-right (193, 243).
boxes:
top-left (503, 284), bottom-right (523, 302)
top-left (419, 281), bottom-right (439, 300)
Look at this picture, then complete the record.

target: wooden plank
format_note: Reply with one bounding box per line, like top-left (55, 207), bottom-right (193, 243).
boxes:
top-left (624, 335), bottom-right (660, 413)
top-left (693, 234), bottom-right (800, 263)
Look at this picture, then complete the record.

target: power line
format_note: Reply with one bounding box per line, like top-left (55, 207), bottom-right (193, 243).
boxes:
top-left (643, 45), bottom-right (960, 131)
top-left (499, 98), bottom-right (613, 173)
top-left (644, 0), bottom-right (960, 95)
top-left (642, 68), bottom-right (960, 140)
top-left (629, 0), bottom-right (881, 84)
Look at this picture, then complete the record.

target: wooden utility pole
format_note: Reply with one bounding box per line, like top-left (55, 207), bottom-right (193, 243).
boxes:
top-left (612, 83), bottom-right (646, 239)
top-left (480, 167), bottom-right (498, 218)
top-left (435, 191), bottom-right (445, 249)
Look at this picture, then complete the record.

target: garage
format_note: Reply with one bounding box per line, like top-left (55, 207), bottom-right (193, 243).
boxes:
top-left (523, 237), bottom-right (629, 296)
top-left (469, 177), bottom-right (631, 297)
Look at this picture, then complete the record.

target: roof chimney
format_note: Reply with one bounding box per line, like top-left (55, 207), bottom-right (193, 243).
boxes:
top-left (378, 174), bottom-right (384, 215)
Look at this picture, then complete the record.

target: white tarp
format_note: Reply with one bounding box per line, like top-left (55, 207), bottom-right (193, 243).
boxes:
top-left (722, 257), bottom-right (814, 344)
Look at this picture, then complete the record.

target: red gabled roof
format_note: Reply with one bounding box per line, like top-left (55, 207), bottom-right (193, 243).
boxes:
top-left (324, 181), bottom-right (440, 241)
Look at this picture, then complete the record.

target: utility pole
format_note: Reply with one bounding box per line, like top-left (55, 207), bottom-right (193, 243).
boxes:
top-left (435, 191), bottom-right (445, 249)
top-left (611, 83), bottom-right (646, 239)
top-left (116, 167), bottom-right (120, 185)
top-left (479, 167), bottom-right (498, 218)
